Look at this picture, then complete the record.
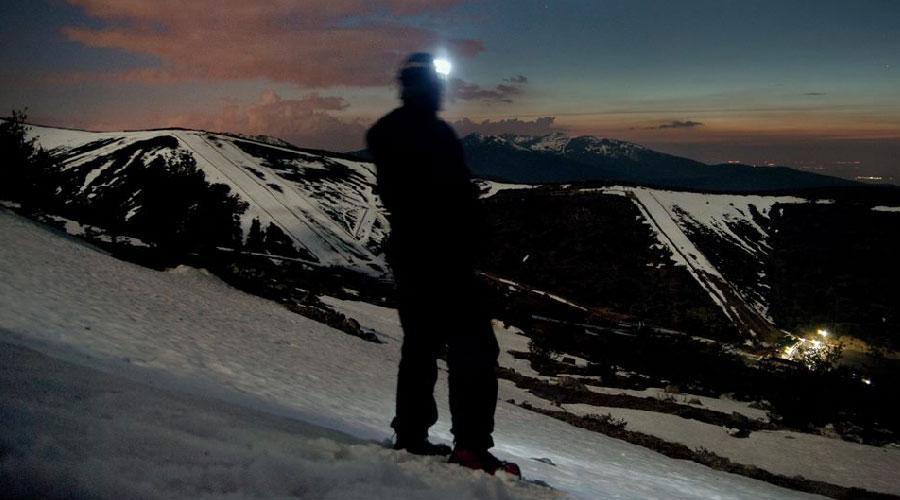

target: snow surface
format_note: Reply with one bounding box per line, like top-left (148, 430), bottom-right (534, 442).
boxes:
top-left (492, 320), bottom-right (541, 378)
top-left (516, 133), bottom-right (571, 153)
top-left (561, 404), bottom-right (900, 495)
top-left (477, 181), bottom-right (538, 199)
top-left (0, 209), bottom-right (820, 499)
top-left (1, 341), bottom-right (551, 500)
top-left (582, 386), bottom-right (770, 423)
top-left (872, 205), bottom-right (900, 213)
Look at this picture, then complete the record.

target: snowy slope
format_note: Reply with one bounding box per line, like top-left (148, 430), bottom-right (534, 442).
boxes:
top-left (0, 209), bottom-right (819, 499)
top-left (27, 124), bottom-right (387, 274)
top-left (1, 341), bottom-right (555, 500)
top-left (561, 402), bottom-right (900, 495)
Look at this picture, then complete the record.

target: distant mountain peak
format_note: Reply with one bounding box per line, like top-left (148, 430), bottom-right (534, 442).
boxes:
top-left (461, 131), bottom-right (856, 191)
top-left (464, 132), bottom-right (650, 161)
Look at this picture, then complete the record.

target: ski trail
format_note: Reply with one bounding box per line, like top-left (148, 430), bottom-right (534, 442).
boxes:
top-left (222, 136), bottom-right (363, 244)
top-left (172, 132), bottom-right (320, 260)
top-left (211, 135), bottom-right (380, 267)
top-left (193, 133), bottom-right (347, 263)
top-left (626, 188), bottom-right (740, 325)
top-left (354, 184), bottom-right (379, 242)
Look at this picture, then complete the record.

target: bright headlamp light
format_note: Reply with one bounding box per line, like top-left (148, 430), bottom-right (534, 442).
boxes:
top-left (433, 58), bottom-right (452, 77)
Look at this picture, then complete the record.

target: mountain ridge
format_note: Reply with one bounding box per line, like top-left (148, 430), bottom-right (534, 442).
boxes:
top-left (462, 132), bottom-right (860, 192)
top-left (11, 121), bottom-right (900, 344)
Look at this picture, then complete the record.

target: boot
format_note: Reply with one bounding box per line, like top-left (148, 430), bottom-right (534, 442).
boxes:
top-left (393, 436), bottom-right (452, 456)
top-left (448, 446), bottom-right (521, 477)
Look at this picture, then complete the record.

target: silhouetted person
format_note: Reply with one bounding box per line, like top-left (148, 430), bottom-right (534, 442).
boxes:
top-left (366, 53), bottom-right (517, 476)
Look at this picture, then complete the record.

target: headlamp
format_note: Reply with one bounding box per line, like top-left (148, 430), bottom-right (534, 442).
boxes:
top-left (433, 58), bottom-right (452, 77)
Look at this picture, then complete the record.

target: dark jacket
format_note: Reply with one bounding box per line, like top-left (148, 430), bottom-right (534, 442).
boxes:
top-left (366, 106), bottom-right (481, 273)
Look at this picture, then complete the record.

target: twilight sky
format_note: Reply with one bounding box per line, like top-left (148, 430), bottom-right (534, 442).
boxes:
top-left (1, 0), bottom-right (898, 182)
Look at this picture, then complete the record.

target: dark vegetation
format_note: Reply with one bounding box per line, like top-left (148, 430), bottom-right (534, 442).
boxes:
top-left (481, 183), bottom-right (900, 349)
top-left (769, 203), bottom-right (900, 349)
top-left (479, 187), bottom-right (737, 340)
top-left (499, 366), bottom-right (775, 433)
top-left (2, 112), bottom-right (247, 257)
top-left (473, 182), bottom-right (900, 444)
top-left (0, 110), bottom-right (56, 207)
top-left (496, 306), bottom-right (899, 446)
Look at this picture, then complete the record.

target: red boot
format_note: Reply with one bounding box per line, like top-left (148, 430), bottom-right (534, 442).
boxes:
top-left (448, 447), bottom-right (522, 477)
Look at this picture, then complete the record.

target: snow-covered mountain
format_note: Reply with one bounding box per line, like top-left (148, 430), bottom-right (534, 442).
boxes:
top-left (19, 124), bottom-right (900, 343)
top-left (481, 182), bottom-right (900, 343)
top-left (463, 132), bottom-right (858, 192)
top-left (26, 124), bottom-right (388, 274)
top-left (589, 186), bottom-right (807, 338)
top-left (477, 132), bottom-right (649, 159)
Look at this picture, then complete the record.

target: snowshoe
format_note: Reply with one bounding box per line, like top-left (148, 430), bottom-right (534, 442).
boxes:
top-left (448, 447), bottom-right (522, 478)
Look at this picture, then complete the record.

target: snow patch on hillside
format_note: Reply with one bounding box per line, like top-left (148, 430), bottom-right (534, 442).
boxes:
top-left (478, 181), bottom-right (538, 199)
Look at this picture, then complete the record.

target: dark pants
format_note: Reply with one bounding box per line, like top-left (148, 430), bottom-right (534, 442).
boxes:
top-left (391, 261), bottom-right (499, 450)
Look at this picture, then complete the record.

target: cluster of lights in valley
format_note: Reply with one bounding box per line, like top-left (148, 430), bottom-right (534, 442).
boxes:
top-left (781, 328), bottom-right (873, 385)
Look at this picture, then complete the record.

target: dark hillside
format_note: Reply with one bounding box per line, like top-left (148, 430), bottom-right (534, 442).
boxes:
top-left (768, 203), bottom-right (900, 348)
top-left (480, 187), bottom-right (737, 339)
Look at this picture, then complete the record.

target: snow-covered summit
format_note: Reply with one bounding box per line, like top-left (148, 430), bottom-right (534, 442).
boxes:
top-left (468, 131), bottom-right (647, 159)
top-left (462, 130), bottom-right (856, 191)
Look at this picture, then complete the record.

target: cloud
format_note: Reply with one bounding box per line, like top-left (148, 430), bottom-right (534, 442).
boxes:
top-left (802, 92), bottom-right (828, 96)
top-left (448, 75), bottom-right (528, 103)
top-left (60, 0), bottom-right (482, 87)
top-left (504, 75), bottom-right (528, 84)
top-left (451, 116), bottom-right (564, 136)
top-left (657, 120), bottom-right (704, 129)
top-left (167, 90), bottom-right (367, 152)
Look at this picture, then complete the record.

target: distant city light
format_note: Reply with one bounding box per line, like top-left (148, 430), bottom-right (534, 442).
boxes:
top-left (817, 328), bottom-right (828, 338)
top-left (433, 58), bottom-right (452, 76)
top-left (862, 378), bottom-right (872, 385)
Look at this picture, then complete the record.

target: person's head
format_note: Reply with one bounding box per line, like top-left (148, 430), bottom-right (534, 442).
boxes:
top-left (398, 53), bottom-right (445, 112)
